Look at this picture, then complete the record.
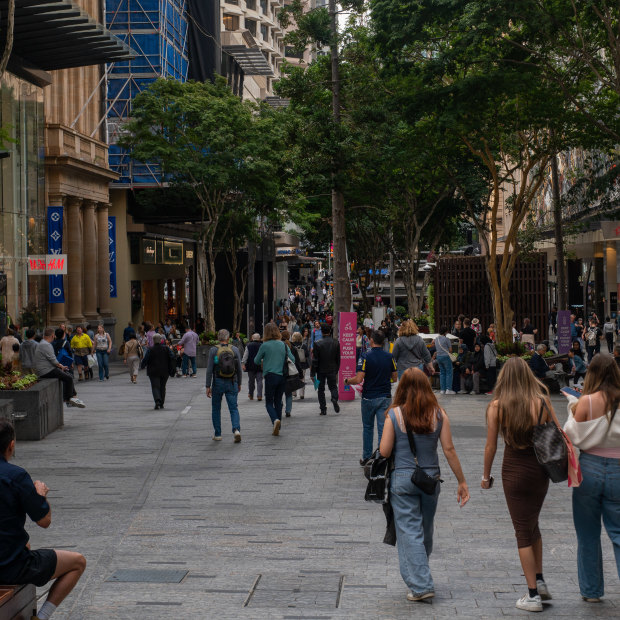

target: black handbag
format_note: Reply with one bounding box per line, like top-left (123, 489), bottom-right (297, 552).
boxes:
top-left (406, 427), bottom-right (443, 495)
top-left (364, 449), bottom-right (393, 504)
top-left (532, 400), bottom-right (568, 483)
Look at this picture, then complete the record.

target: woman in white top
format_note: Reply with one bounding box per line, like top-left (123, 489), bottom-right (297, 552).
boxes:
top-left (564, 354), bottom-right (620, 603)
top-left (603, 316), bottom-right (616, 354)
top-left (92, 323), bottom-right (112, 381)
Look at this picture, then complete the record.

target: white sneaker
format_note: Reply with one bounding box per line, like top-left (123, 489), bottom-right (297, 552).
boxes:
top-left (407, 591), bottom-right (435, 601)
top-left (445, 390), bottom-right (457, 395)
top-left (212, 435), bottom-right (222, 441)
top-left (515, 593), bottom-right (543, 612)
top-left (272, 419), bottom-right (281, 436)
top-left (439, 390), bottom-right (445, 394)
top-left (536, 580), bottom-right (551, 601)
top-left (69, 397), bottom-right (85, 408)
top-left (233, 430), bottom-right (241, 443)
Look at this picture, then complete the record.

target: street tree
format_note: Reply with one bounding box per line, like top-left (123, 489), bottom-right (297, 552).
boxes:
top-left (119, 77), bottom-right (284, 332)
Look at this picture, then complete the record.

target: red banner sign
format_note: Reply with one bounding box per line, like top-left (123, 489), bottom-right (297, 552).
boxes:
top-left (27, 255), bottom-right (67, 275)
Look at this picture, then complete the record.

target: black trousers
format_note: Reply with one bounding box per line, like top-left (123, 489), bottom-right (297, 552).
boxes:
top-left (317, 371), bottom-right (338, 413)
top-left (149, 375), bottom-right (168, 406)
top-left (40, 368), bottom-right (76, 402)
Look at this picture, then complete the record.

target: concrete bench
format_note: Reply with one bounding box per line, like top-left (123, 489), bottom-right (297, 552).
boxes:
top-left (0, 584), bottom-right (37, 619)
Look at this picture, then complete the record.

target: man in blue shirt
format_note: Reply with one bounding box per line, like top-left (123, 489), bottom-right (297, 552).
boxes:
top-left (0, 419), bottom-right (86, 620)
top-left (345, 330), bottom-right (397, 466)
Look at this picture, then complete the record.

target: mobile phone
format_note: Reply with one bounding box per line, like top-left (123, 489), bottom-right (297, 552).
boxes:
top-left (561, 387), bottom-right (581, 398)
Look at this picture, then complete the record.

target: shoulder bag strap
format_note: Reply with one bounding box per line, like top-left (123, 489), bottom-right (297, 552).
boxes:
top-left (537, 398), bottom-right (547, 425)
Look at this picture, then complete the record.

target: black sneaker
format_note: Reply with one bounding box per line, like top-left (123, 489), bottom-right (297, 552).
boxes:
top-left (320, 410), bottom-right (327, 416)
top-left (331, 398), bottom-right (340, 413)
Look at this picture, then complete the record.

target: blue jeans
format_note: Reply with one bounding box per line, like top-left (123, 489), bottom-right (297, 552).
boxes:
top-left (436, 356), bottom-right (453, 392)
top-left (211, 377), bottom-right (240, 436)
top-left (390, 470), bottom-right (440, 596)
top-left (95, 350), bottom-right (109, 380)
top-left (181, 354), bottom-right (196, 376)
top-left (361, 396), bottom-right (391, 459)
top-left (397, 364), bottom-right (424, 380)
top-left (572, 452), bottom-right (620, 598)
top-left (264, 373), bottom-right (286, 423)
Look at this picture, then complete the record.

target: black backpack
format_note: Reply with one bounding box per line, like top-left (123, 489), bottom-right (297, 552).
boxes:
top-left (215, 345), bottom-right (236, 378)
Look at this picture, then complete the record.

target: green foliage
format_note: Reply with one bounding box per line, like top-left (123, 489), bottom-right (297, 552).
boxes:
top-left (495, 341), bottom-right (526, 357)
top-left (426, 284), bottom-right (435, 333)
top-left (0, 372), bottom-right (38, 391)
top-left (395, 305), bottom-right (407, 317)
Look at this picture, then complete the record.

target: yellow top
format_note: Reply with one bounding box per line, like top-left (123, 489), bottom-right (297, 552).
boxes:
top-left (71, 334), bottom-right (92, 350)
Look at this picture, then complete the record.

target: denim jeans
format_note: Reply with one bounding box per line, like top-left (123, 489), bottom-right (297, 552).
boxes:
top-left (390, 470), bottom-right (440, 595)
top-left (95, 350), bottom-right (109, 380)
top-left (264, 373), bottom-right (286, 423)
top-left (572, 452), bottom-right (620, 599)
top-left (436, 356), bottom-right (453, 392)
top-left (181, 354), bottom-right (197, 376)
top-left (397, 364), bottom-right (424, 380)
top-left (211, 377), bottom-right (240, 436)
top-left (361, 396), bottom-right (391, 459)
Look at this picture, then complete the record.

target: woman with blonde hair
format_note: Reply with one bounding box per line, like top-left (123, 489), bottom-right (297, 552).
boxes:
top-left (254, 322), bottom-right (295, 435)
top-left (380, 368), bottom-right (469, 601)
top-left (564, 354), bottom-right (620, 603)
top-left (482, 357), bottom-right (562, 612)
top-left (392, 320), bottom-right (432, 380)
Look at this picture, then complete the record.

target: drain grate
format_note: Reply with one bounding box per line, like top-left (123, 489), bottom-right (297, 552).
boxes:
top-left (106, 569), bottom-right (188, 583)
top-left (245, 573), bottom-right (344, 609)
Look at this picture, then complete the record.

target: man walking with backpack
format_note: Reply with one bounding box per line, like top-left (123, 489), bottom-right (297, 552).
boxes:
top-left (206, 329), bottom-right (243, 443)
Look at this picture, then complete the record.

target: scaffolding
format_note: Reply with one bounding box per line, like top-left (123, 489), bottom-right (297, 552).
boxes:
top-left (106, 0), bottom-right (188, 186)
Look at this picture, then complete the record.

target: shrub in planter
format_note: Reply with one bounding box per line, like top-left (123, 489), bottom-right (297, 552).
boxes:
top-left (0, 370), bottom-right (38, 391)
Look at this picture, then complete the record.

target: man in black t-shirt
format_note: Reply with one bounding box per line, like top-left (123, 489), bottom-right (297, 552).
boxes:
top-left (0, 419), bottom-right (85, 620)
top-left (459, 318), bottom-right (477, 351)
top-left (345, 330), bottom-right (397, 466)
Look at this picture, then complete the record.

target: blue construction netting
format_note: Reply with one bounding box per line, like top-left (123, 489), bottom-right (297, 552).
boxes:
top-left (106, 0), bottom-right (188, 186)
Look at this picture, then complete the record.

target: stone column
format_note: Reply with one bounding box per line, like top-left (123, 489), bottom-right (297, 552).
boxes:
top-left (97, 202), bottom-right (112, 316)
top-left (66, 196), bottom-right (85, 324)
top-left (48, 194), bottom-right (67, 325)
top-left (82, 200), bottom-right (99, 321)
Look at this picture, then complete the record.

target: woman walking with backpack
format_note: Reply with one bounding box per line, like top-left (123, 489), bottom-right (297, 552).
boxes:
top-left (564, 354), bottom-right (620, 603)
top-left (481, 357), bottom-right (562, 612)
top-left (379, 368), bottom-right (469, 602)
top-left (254, 323), bottom-right (295, 436)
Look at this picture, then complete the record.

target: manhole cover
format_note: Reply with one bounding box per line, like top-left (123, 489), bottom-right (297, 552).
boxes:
top-left (246, 573), bottom-right (344, 609)
top-left (106, 569), bottom-right (188, 583)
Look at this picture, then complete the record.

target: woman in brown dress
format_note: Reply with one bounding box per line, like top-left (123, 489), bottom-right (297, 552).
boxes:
top-left (481, 357), bottom-right (562, 613)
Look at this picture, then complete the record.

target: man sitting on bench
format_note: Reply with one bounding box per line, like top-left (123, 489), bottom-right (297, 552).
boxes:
top-left (0, 419), bottom-right (86, 620)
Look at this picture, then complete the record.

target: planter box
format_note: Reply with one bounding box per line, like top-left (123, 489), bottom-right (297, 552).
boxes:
top-left (196, 345), bottom-right (213, 368)
top-left (0, 380), bottom-right (63, 441)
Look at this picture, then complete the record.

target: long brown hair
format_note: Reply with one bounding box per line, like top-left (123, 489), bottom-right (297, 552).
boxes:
top-left (490, 357), bottom-right (549, 448)
top-left (582, 354), bottom-right (620, 425)
top-left (389, 367), bottom-right (438, 433)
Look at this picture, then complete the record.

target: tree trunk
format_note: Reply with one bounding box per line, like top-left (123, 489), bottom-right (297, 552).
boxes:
top-left (0, 0), bottom-right (15, 79)
top-left (551, 149), bottom-right (567, 310)
top-left (329, 0), bottom-right (350, 321)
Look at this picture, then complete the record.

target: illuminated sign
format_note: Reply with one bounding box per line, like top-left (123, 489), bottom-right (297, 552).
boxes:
top-left (142, 239), bottom-right (156, 264)
top-left (28, 254), bottom-right (67, 275)
top-left (164, 241), bottom-right (183, 264)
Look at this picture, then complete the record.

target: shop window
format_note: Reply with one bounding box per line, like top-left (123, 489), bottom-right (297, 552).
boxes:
top-left (246, 19), bottom-right (257, 36)
top-left (129, 233), bottom-right (141, 264)
top-left (223, 14), bottom-right (240, 31)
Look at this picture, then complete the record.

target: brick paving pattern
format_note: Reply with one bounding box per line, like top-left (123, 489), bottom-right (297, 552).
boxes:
top-left (15, 363), bottom-right (619, 618)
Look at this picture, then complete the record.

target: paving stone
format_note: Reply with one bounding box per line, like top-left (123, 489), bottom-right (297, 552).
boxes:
top-left (12, 363), bottom-right (619, 619)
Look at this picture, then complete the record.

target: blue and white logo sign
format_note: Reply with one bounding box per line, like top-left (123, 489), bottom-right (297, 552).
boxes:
top-left (47, 206), bottom-right (65, 303)
top-left (108, 216), bottom-right (117, 298)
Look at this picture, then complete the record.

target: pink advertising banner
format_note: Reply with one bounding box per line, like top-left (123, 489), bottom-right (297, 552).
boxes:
top-left (339, 311), bottom-right (358, 401)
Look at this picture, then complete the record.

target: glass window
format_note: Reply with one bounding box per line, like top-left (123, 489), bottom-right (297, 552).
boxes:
top-left (285, 46), bottom-right (304, 60)
top-left (246, 19), bottom-right (257, 36)
top-left (246, 0), bottom-right (256, 9)
top-left (260, 0), bottom-right (267, 13)
top-left (227, 0), bottom-right (239, 4)
top-left (260, 24), bottom-right (269, 41)
top-left (223, 14), bottom-right (240, 31)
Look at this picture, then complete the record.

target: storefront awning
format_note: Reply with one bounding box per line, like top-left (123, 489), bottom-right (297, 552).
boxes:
top-left (223, 45), bottom-right (273, 76)
top-left (0, 0), bottom-right (134, 72)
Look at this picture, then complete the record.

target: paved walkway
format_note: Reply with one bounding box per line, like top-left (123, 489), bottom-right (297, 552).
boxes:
top-left (15, 363), bottom-right (619, 619)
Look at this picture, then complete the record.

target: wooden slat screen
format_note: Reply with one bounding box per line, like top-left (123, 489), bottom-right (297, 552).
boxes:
top-left (433, 254), bottom-right (548, 336)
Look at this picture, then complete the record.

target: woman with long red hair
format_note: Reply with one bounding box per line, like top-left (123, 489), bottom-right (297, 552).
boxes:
top-left (380, 367), bottom-right (470, 602)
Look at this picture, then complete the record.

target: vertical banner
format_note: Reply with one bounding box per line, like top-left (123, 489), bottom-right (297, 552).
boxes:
top-left (338, 311), bottom-right (357, 401)
top-left (47, 206), bottom-right (65, 303)
top-left (557, 310), bottom-right (571, 354)
top-left (108, 216), bottom-right (117, 298)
